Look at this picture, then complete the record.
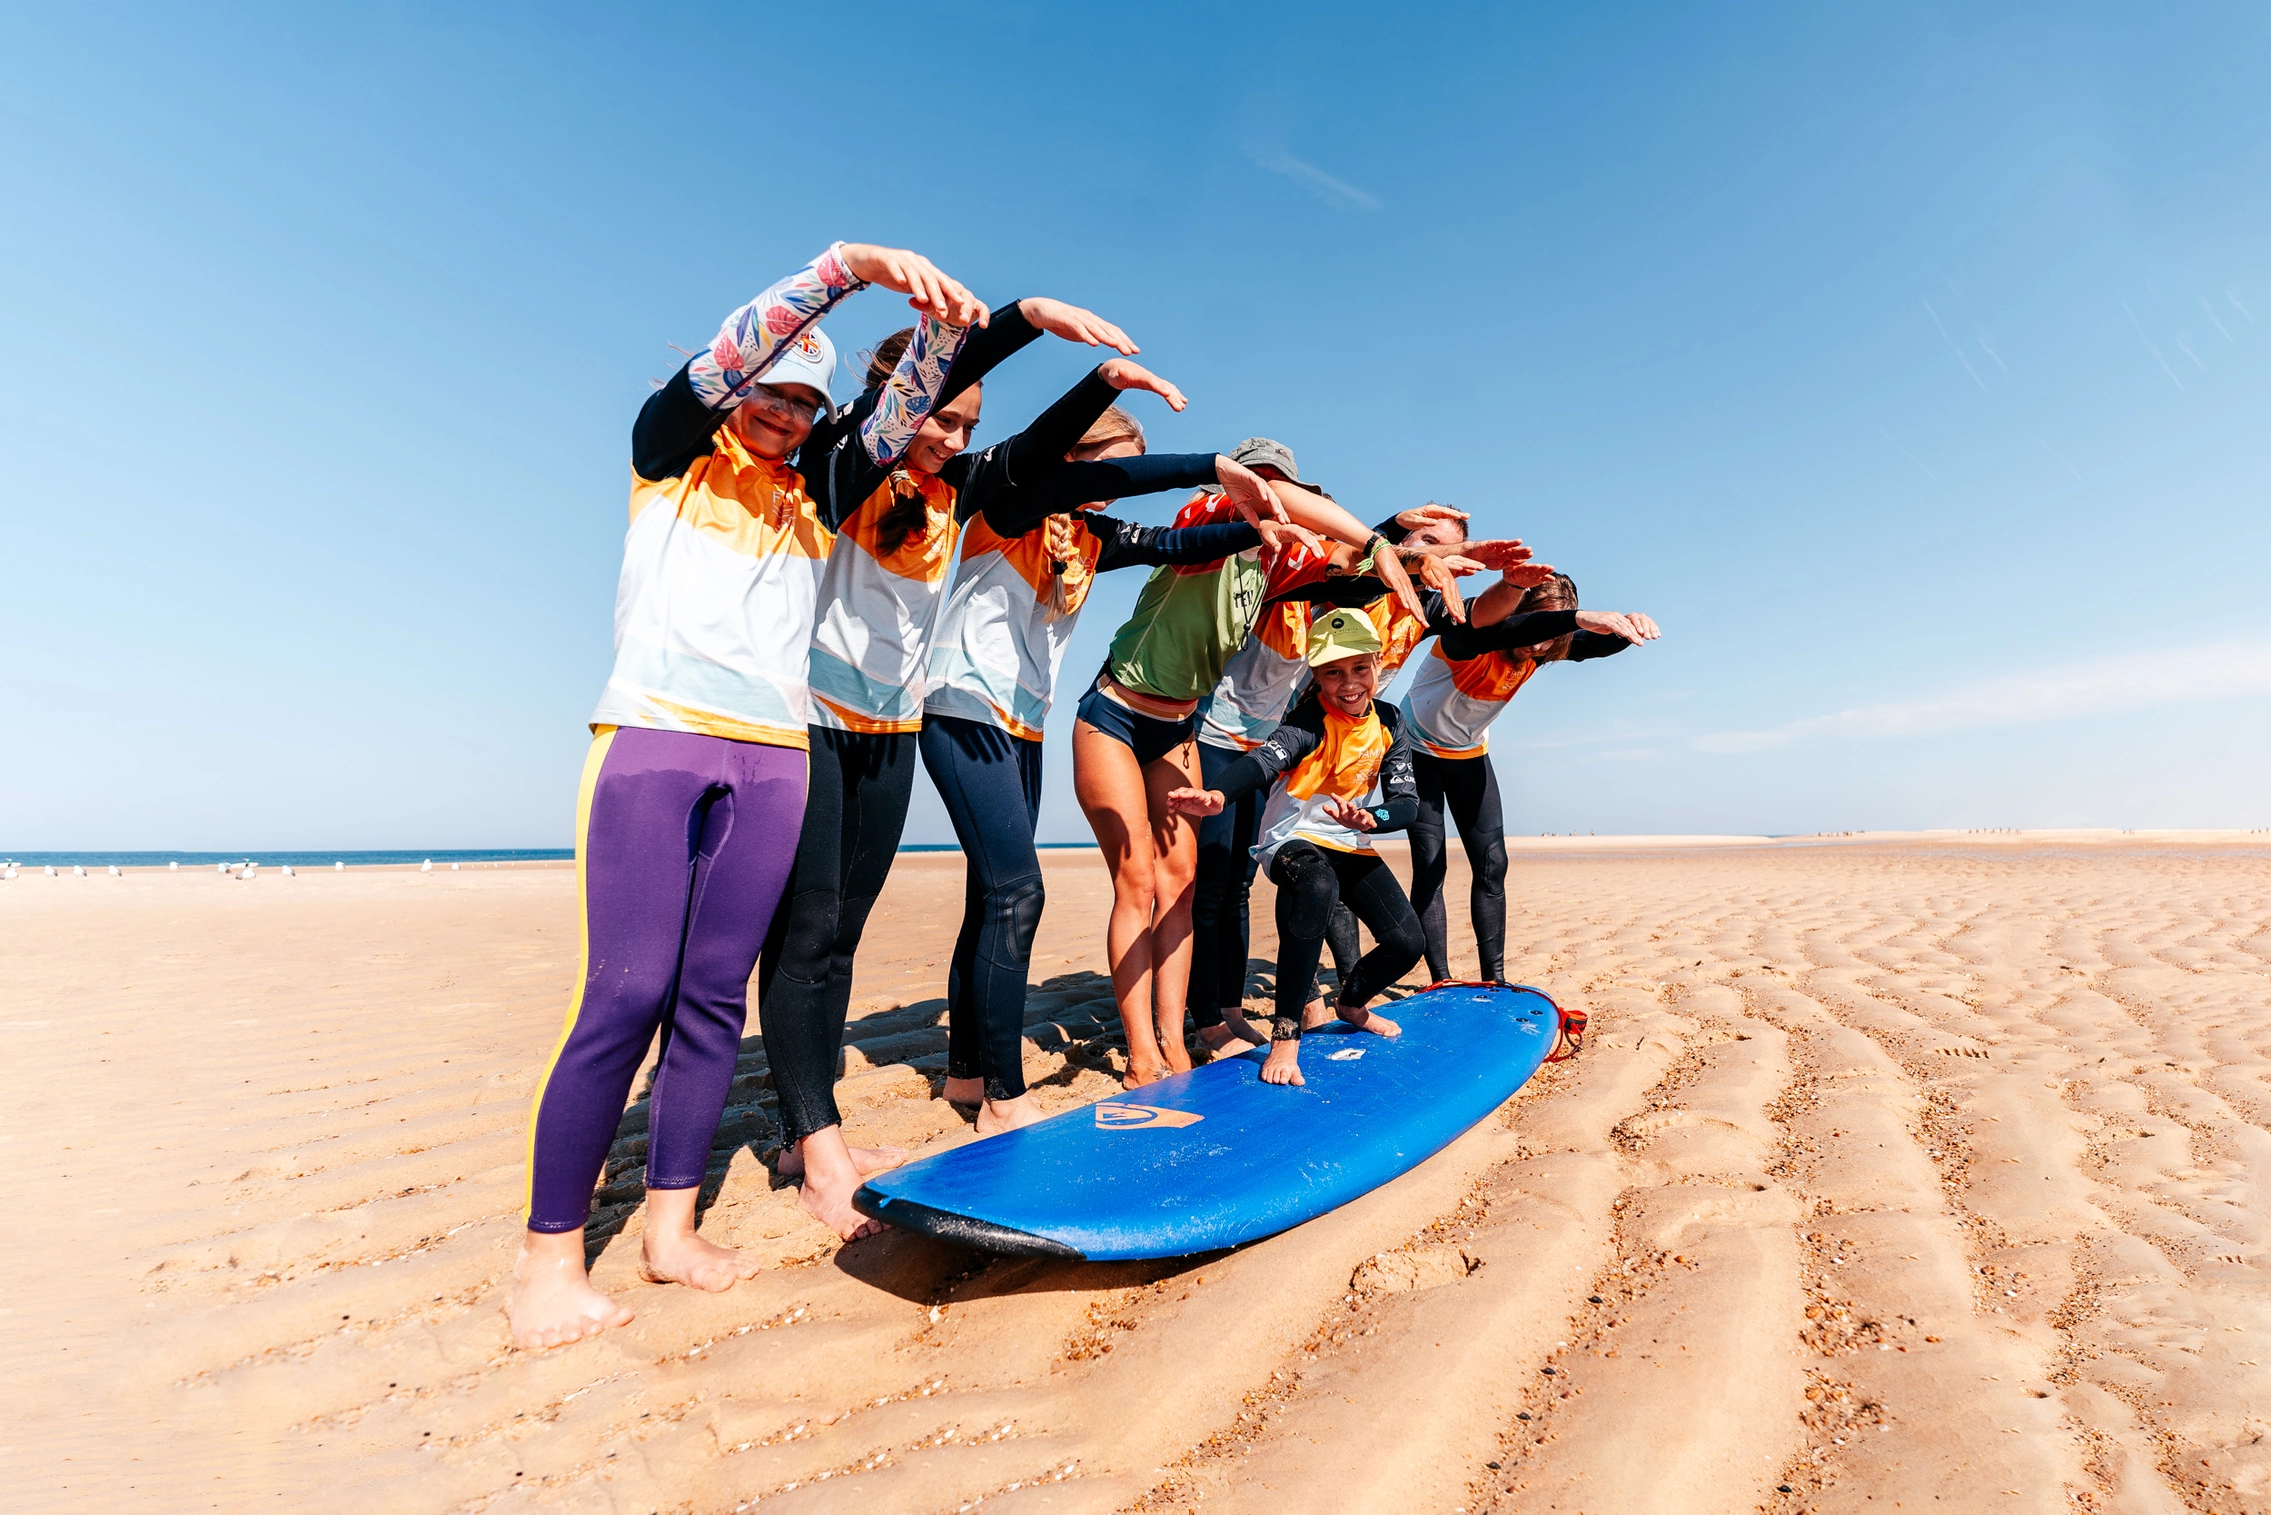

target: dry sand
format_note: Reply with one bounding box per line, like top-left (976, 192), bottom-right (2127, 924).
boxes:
top-left (9, 835), bottom-right (2271, 1513)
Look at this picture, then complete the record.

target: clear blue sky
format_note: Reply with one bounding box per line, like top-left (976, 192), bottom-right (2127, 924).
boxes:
top-left (5, 2), bottom-right (2267, 849)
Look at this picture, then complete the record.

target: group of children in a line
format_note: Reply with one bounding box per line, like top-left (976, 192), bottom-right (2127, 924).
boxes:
top-left (509, 241), bottom-right (1660, 1349)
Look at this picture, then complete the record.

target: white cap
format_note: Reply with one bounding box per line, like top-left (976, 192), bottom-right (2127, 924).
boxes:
top-left (747, 327), bottom-right (838, 419)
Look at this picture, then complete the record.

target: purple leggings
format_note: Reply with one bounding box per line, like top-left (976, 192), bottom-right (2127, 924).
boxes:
top-left (524, 726), bottom-right (805, 1234)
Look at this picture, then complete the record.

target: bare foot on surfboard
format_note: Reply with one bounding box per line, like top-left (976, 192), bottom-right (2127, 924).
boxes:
top-left (1260, 1040), bottom-right (1305, 1086)
top-left (1122, 1058), bottom-right (1172, 1090)
top-left (507, 1232), bottom-right (634, 1351)
top-left (1338, 1002), bottom-right (1401, 1038)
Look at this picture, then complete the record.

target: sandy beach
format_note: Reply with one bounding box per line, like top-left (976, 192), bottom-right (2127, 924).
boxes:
top-left (9, 835), bottom-right (2271, 1513)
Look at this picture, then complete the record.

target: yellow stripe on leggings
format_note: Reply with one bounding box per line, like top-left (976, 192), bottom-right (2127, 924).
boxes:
top-left (520, 726), bottom-right (618, 1223)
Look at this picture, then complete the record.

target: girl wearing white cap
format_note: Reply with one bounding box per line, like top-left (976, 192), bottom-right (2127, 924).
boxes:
top-left (512, 242), bottom-right (982, 1352)
top-left (1166, 606), bottom-right (1425, 1088)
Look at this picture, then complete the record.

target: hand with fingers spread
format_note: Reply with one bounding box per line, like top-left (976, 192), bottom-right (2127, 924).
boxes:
top-left (1412, 551), bottom-right (1472, 623)
top-left (1394, 503), bottom-right (1469, 533)
top-left (1321, 797), bottom-right (1379, 833)
top-left (1098, 358), bottom-right (1186, 412)
top-left (838, 244), bottom-right (989, 326)
top-left (1574, 610), bottom-right (1662, 644)
top-left (1368, 538), bottom-right (1429, 627)
top-left (1453, 539), bottom-right (1536, 573)
top-left (1165, 786), bottom-right (1226, 818)
top-left (1021, 297), bottom-right (1139, 355)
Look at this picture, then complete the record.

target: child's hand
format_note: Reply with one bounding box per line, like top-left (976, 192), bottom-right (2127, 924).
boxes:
top-left (1322, 797), bottom-right (1378, 832)
top-left (1166, 786), bottom-right (1226, 817)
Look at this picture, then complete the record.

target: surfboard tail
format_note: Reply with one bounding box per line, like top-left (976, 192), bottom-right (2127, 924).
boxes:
top-left (853, 1186), bottom-right (1086, 1260)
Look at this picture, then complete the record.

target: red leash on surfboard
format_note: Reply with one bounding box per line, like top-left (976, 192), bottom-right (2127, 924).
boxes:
top-left (1424, 980), bottom-right (1587, 1062)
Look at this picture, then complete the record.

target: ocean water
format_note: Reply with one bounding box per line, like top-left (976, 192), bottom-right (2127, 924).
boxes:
top-left (0, 849), bottom-right (573, 868)
top-left (1, 843), bottom-right (1101, 868)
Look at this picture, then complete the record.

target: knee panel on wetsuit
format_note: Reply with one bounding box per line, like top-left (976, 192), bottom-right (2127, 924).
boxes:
top-left (1473, 837), bottom-right (1509, 894)
top-left (988, 874), bottom-right (1046, 960)
top-left (1269, 846), bottom-right (1339, 941)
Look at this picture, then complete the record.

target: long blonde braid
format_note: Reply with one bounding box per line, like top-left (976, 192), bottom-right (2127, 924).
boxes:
top-left (1044, 405), bottom-right (1147, 621)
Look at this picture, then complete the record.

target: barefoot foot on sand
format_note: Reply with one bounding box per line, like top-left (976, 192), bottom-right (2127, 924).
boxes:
top-left (1260, 1040), bottom-right (1305, 1087)
top-left (1338, 1002), bottom-right (1401, 1037)
top-left (1197, 1020), bottom-right (1262, 1056)
top-left (639, 1226), bottom-right (761, 1292)
top-left (773, 1141), bottom-right (904, 1181)
top-left (507, 1231), bottom-right (633, 1351)
top-left (942, 1075), bottom-right (984, 1107)
top-left (975, 1092), bottom-right (1047, 1136)
top-left (794, 1127), bottom-right (891, 1242)
top-left (1122, 1059), bottom-right (1172, 1090)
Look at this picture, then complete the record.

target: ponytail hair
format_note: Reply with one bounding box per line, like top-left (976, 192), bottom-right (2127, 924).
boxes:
top-left (861, 328), bottom-right (916, 390)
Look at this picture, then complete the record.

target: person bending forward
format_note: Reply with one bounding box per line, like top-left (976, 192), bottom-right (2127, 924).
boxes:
top-left (1166, 607), bottom-right (1424, 1087)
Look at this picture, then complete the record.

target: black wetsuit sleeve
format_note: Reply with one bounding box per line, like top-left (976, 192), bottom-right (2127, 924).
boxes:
top-left (631, 364), bottom-right (728, 482)
top-left (981, 452), bottom-right (1223, 536)
top-left (954, 366), bottom-right (1125, 525)
top-left (797, 389), bottom-right (887, 530)
top-left (801, 300), bottom-right (1046, 531)
top-left (1368, 708), bottom-right (1420, 832)
top-left (1436, 609), bottom-right (1581, 661)
top-left (935, 300), bottom-right (1043, 411)
top-left (1213, 702), bottom-right (1325, 803)
top-left (1089, 516), bottom-right (1261, 572)
top-left (1374, 513), bottom-right (1405, 543)
top-left (1567, 630), bottom-right (1632, 661)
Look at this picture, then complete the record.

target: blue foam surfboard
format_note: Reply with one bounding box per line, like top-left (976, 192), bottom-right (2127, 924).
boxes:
top-left (852, 982), bottom-right (1569, 1261)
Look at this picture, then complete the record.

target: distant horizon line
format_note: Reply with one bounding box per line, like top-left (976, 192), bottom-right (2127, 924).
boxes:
top-left (7, 828), bottom-right (2268, 870)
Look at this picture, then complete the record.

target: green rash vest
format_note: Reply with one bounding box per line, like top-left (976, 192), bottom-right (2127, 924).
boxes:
top-left (1103, 494), bottom-right (1334, 702)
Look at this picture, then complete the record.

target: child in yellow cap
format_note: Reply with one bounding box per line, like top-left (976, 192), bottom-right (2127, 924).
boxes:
top-left (1165, 607), bottom-right (1424, 1086)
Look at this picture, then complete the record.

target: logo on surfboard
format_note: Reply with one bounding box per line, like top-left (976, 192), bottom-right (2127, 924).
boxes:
top-left (1095, 1103), bottom-right (1205, 1130)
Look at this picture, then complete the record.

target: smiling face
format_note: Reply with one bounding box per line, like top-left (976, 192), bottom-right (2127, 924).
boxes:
top-left (1312, 654), bottom-right (1380, 716)
top-left (725, 382), bottom-right (824, 460)
top-left (905, 384), bottom-right (983, 474)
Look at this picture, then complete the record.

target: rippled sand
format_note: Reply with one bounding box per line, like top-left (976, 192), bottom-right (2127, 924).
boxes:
top-left (10, 836), bottom-right (2271, 1512)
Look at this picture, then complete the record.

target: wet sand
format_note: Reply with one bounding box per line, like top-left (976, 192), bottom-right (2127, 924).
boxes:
top-left (8, 835), bottom-right (2271, 1512)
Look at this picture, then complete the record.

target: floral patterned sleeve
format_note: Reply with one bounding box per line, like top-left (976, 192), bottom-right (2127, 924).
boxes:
top-left (857, 313), bottom-right (972, 468)
top-left (686, 242), bottom-right (868, 410)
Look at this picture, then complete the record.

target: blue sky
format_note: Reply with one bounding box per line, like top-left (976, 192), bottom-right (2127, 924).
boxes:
top-left (4, 2), bottom-right (2267, 848)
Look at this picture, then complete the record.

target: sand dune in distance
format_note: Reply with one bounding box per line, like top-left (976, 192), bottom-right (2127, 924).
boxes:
top-left (7, 835), bottom-right (2271, 1512)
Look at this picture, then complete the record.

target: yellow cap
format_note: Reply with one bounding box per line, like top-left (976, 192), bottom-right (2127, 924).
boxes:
top-left (1305, 606), bottom-right (1385, 666)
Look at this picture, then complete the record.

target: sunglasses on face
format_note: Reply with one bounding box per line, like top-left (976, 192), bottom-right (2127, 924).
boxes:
top-left (745, 383), bottom-right (821, 423)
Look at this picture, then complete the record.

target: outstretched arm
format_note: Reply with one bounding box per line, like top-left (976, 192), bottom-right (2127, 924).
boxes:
top-left (633, 244), bottom-right (867, 481)
top-left (1264, 481), bottom-right (1428, 625)
top-left (1164, 706), bottom-right (1323, 816)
